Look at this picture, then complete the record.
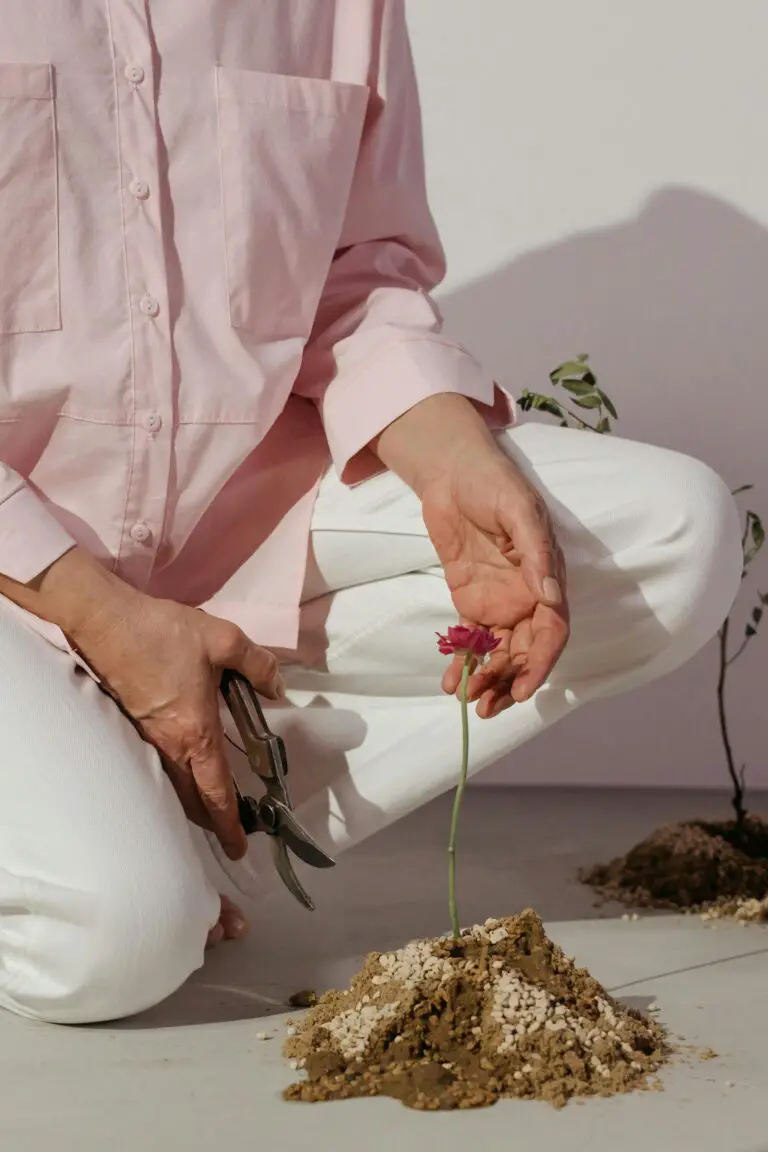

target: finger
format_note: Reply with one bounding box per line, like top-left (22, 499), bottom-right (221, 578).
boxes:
top-left (209, 622), bottom-right (285, 700)
top-left (441, 649), bottom-right (477, 695)
top-left (501, 490), bottom-right (564, 607)
top-left (141, 727), bottom-right (213, 829)
top-left (161, 755), bottom-right (212, 829)
top-left (188, 708), bottom-right (248, 860)
top-left (461, 639), bottom-right (519, 701)
top-left (511, 606), bottom-right (570, 703)
top-left (459, 618), bottom-right (532, 699)
top-left (474, 679), bottom-right (516, 719)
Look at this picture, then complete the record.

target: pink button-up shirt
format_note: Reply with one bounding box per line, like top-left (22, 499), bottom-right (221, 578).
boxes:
top-left (0, 0), bottom-right (513, 650)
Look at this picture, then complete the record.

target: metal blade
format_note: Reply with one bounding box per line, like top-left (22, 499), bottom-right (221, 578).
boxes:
top-left (221, 671), bottom-right (292, 800)
top-left (268, 801), bottom-right (336, 869)
top-left (270, 836), bottom-right (315, 911)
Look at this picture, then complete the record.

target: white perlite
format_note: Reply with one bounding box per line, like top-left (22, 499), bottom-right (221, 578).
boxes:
top-left (700, 895), bottom-right (768, 924)
top-left (324, 1002), bottom-right (399, 1059)
top-left (462, 916), bottom-right (507, 943)
top-left (375, 939), bottom-right (454, 988)
top-left (318, 920), bottom-right (651, 1072)
top-left (320, 936), bottom-right (454, 1061)
top-left (491, 968), bottom-right (643, 1069)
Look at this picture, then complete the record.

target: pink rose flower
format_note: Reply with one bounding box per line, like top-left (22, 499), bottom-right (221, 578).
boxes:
top-left (436, 625), bottom-right (501, 659)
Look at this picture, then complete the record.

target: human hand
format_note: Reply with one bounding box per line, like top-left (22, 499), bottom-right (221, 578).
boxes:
top-left (5, 549), bottom-right (284, 859)
top-left (421, 447), bottom-right (569, 717)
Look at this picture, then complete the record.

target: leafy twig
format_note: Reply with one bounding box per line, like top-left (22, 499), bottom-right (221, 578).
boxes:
top-left (716, 507), bottom-right (766, 834)
top-left (517, 355), bottom-right (618, 435)
top-left (521, 358), bottom-right (765, 836)
top-left (718, 618), bottom-right (747, 830)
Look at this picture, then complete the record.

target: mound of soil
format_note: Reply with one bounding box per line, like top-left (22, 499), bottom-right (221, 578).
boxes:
top-left (581, 816), bottom-right (768, 910)
top-left (282, 909), bottom-right (669, 1111)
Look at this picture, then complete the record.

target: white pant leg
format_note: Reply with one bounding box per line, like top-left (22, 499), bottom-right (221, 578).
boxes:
top-left (220, 424), bottom-right (741, 899)
top-left (0, 607), bottom-right (220, 1024)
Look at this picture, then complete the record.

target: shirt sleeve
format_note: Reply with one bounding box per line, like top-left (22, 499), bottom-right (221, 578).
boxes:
top-left (292, 0), bottom-right (515, 485)
top-left (0, 464), bottom-right (76, 583)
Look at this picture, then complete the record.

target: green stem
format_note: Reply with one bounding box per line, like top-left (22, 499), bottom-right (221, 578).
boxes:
top-left (560, 403), bottom-right (601, 432)
top-left (448, 655), bottom-right (472, 941)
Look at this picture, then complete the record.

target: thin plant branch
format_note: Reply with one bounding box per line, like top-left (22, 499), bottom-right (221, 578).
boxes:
top-left (717, 616), bottom-right (747, 830)
top-left (726, 636), bottom-right (752, 667)
top-left (521, 357), bottom-right (765, 838)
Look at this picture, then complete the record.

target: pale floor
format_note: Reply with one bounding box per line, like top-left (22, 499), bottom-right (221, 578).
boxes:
top-left (3, 787), bottom-right (768, 1152)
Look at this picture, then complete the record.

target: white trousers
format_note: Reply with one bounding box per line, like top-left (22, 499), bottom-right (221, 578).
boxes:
top-left (0, 425), bottom-right (742, 1024)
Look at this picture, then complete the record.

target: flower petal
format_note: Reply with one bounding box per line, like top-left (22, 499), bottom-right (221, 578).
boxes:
top-left (438, 625), bottom-right (501, 659)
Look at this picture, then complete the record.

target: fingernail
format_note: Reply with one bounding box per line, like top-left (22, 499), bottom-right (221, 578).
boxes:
top-left (274, 675), bottom-right (287, 700)
top-left (542, 577), bottom-right (563, 605)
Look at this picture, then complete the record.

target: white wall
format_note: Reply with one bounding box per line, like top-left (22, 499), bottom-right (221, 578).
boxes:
top-left (407, 0), bottom-right (768, 789)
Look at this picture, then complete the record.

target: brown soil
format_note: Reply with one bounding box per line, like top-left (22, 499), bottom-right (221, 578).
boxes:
top-left (580, 816), bottom-right (768, 910)
top-left (282, 909), bottom-right (670, 1110)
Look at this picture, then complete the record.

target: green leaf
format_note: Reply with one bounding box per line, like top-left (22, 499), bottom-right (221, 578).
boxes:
top-left (760, 591), bottom-right (768, 605)
top-left (521, 393), bottom-right (565, 419)
top-left (746, 624), bottom-right (757, 638)
top-left (576, 353), bottom-right (590, 363)
top-left (573, 394), bottom-right (604, 410)
top-left (537, 399), bottom-right (566, 419)
top-left (597, 390), bottom-right (619, 420)
top-left (743, 511), bottom-right (765, 566)
top-left (562, 378), bottom-right (596, 396)
top-left (750, 513), bottom-right (765, 554)
top-left (550, 361), bottom-right (596, 384)
top-left (752, 605), bottom-right (763, 625)
top-left (596, 417), bottom-right (612, 434)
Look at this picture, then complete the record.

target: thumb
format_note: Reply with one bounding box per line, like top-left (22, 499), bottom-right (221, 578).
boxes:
top-left (521, 555), bottom-right (563, 608)
top-left (501, 496), bottom-right (563, 607)
top-left (207, 620), bottom-right (285, 699)
top-left (232, 639), bottom-right (286, 700)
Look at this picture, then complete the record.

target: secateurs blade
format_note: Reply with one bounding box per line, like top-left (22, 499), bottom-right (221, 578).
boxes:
top-left (220, 669), bottom-right (335, 911)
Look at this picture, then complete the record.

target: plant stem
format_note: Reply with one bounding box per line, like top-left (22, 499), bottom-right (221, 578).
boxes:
top-left (717, 617), bottom-right (747, 834)
top-left (726, 634), bottom-right (752, 667)
top-left (448, 655), bottom-right (472, 941)
top-left (559, 404), bottom-right (601, 432)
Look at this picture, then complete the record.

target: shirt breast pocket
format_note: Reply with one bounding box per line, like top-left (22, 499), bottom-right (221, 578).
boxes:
top-left (215, 66), bottom-right (369, 342)
top-left (0, 62), bottom-right (60, 334)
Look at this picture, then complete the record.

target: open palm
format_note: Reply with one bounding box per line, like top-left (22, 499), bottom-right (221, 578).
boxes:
top-left (421, 451), bottom-right (569, 717)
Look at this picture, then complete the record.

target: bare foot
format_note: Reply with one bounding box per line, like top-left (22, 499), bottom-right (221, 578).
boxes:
top-left (206, 894), bottom-right (249, 949)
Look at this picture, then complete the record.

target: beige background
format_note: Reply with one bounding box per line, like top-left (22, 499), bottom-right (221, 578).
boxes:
top-left (407, 0), bottom-right (766, 788)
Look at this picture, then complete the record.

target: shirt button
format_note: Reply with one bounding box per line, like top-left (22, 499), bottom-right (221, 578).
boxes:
top-left (129, 179), bottom-right (150, 201)
top-left (130, 522), bottom-right (151, 545)
top-left (139, 294), bottom-right (160, 318)
top-left (125, 64), bottom-right (145, 85)
top-left (143, 412), bottom-right (162, 433)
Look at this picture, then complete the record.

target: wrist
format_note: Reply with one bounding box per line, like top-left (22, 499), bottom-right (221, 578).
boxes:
top-left (371, 393), bottom-right (500, 497)
top-left (0, 547), bottom-right (133, 637)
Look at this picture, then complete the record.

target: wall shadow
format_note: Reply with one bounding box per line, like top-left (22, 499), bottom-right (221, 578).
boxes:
top-left (437, 186), bottom-right (768, 788)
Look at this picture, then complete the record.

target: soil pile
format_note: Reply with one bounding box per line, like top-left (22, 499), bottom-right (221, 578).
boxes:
top-left (282, 909), bottom-right (669, 1110)
top-left (581, 817), bottom-right (768, 911)
top-left (701, 894), bottom-right (768, 924)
